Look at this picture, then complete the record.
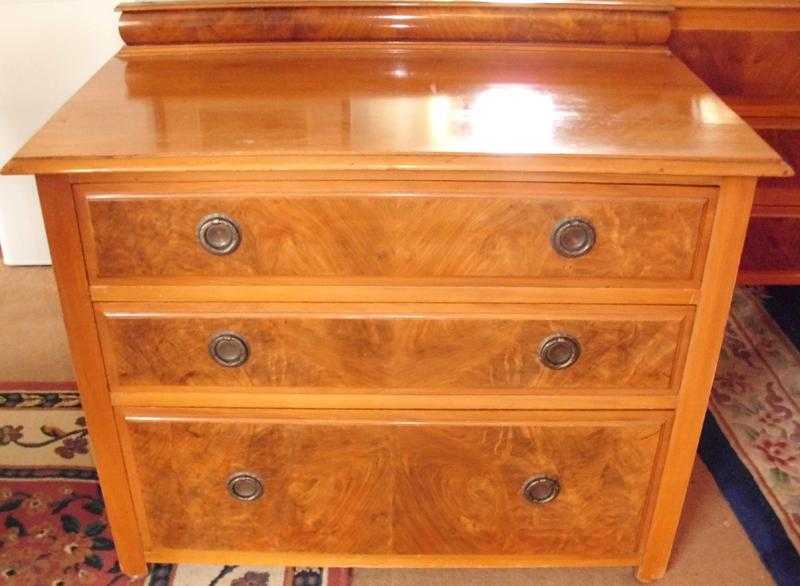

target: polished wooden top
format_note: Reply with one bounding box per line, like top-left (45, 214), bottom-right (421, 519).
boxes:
top-left (3, 43), bottom-right (790, 177)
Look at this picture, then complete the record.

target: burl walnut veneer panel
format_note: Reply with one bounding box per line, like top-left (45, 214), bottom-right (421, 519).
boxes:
top-left (670, 30), bottom-right (800, 102)
top-left (97, 303), bottom-right (692, 393)
top-left (77, 182), bottom-right (713, 284)
top-left (119, 409), bottom-right (668, 560)
top-left (118, 3), bottom-right (672, 45)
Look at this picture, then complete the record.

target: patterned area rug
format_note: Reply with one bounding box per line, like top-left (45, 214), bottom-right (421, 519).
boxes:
top-left (700, 287), bottom-right (800, 586)
top-left (0, 384), bottom-right (351, 586)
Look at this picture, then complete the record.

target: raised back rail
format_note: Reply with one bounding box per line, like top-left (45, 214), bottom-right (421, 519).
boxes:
top-left (117, 0), bottom-right (673, 45)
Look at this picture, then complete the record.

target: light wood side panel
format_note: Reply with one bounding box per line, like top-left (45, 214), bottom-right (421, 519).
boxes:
top-left (35, 176), bottom-right (148, 576)
top-left (636, 177), bottom-right (757, 581)
top-left (117, 408), bottom-right (671, 562)
top-left (96, 303), bottom-right (693, 395)
top-left (76, 181), bottom-right (715, 285)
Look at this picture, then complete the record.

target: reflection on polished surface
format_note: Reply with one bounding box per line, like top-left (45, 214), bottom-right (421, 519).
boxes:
top-left (453, 85), bottom-right (562, 153)
top-left (5, 44), bottom-right (788, 176)
top-left (693, 94), bottom-right (742, 126)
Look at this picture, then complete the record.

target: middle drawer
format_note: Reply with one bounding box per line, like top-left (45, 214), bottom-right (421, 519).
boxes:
top-left (96, 303), bottom-right (693, 395)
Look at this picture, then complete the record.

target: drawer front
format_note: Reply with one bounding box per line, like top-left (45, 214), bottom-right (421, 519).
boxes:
top-left (118, 409), bottom-right (669, 560)
top-left (97, 303), bottom-right (693, 393)
top-left (76, 181), bottom-right (714, 284)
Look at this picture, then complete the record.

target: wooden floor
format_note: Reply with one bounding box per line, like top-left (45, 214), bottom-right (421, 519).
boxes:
top-left (0, 258), bottom-right (774, 585)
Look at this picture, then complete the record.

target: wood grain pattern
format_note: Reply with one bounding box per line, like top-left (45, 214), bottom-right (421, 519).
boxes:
top-left (739, 129), bottom-right (800, 283)
top-left (670, 30), bottom-right (800, 100)
top-left (3, 44), bottom-right (788, 178)
top-left (118, 4), bottom-right (671, 45)
top-left (637, 177), bottom-right (757, 581)
top-left (96, 303), bottom-right (693, 394)
top-left (740, 216), bottom-right (800, 277)
top-left (673, 6), bottom-right (800, 31)
top-left (117, 408), bottom-right (669, 560)
top-left (737, 270), bottom-right (800, 286)
top-left (36, 176), bottom-right (148, 576)
top-left (76, 181), bottom-right (714, 284)
top-left (753, 128), bottom-right (800, 203)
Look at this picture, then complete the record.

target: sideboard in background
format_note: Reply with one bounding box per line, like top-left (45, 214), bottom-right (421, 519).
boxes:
top-left (670, 0), bottom-right (800, 284)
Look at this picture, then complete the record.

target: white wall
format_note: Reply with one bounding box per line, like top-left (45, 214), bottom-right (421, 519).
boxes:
top-left (0, 0), bottom-right (122, 264)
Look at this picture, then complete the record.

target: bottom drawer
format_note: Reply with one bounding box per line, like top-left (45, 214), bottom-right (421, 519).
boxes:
top-left (117, 409), bottom-right (671, 564)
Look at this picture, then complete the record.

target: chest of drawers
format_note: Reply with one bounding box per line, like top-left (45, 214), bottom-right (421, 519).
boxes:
top-left (2, 0), bottom-right (792, 581)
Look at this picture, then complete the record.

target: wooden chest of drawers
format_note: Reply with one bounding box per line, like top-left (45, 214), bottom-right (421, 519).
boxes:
top-left (2, 0), bottom-right (792, 582)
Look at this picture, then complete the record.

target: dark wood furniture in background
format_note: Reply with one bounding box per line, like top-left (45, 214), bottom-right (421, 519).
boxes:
top-left (670, 0), bottom-right (800, 284)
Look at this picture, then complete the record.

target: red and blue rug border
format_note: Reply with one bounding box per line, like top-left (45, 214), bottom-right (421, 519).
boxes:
top-left (699, 411), bottom-right (800, 586)
top-left (699, 285), bottom-right (800, 586)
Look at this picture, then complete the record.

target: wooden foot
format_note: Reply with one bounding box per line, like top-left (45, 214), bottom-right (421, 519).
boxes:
top-left (635, 563), bottom-right (666, 583)
top-left (118, 558), bottom-right (149, 578)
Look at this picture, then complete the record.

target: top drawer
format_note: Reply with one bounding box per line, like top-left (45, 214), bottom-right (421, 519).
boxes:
top-left (75, 181), bottom-right (714, 285)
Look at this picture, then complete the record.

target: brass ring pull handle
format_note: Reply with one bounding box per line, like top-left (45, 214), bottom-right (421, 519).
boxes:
top-left (522, 476), bottom-right (560, 505)
top-left (227, 473), bottom-right (264, 502)
top-left (538, 334), bottom-right (581, 370)
top-left (551, 217), bottom-right (596, 258)
top-left (209, 332), bottom-right (250, 368)
top-left (197, 213), bottom-right (241, 255)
